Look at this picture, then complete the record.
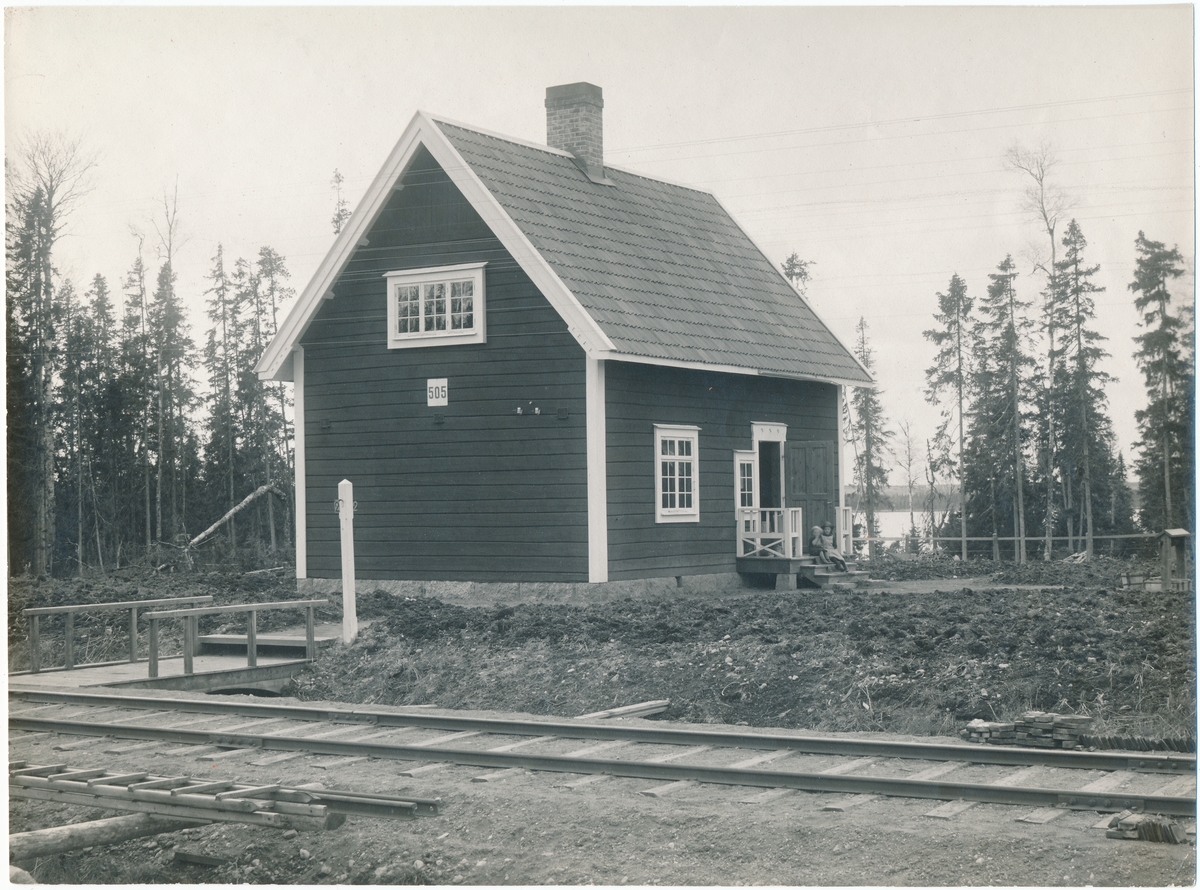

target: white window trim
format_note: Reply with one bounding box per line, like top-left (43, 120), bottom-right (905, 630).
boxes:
top-left (734, 449), bottom-right (756, 513)
top-left (385, 262), bottom-right (487, 349)
top-left (654, 424), bottom-right (700, 524)
top-left (751, 421), bottom-right (787, 443)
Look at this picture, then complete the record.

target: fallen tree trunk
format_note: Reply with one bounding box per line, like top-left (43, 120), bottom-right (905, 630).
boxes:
top-left (9, 813), bottom-right (205, 860)
top-left (187, 485), bottom-right (285, 552)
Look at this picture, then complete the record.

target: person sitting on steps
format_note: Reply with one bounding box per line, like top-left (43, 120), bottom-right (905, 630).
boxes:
top-left (811, 523), bottom-right (848, 572)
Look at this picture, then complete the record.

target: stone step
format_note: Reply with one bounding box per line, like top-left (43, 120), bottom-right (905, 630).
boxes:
top-left (798, 563), bottom-right (863, 577)
top-left (799, 568), bottom-right (868, 588)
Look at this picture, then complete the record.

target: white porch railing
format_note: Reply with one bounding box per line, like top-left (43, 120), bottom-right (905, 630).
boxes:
top-left (738, 507), bottom-right (803, 559)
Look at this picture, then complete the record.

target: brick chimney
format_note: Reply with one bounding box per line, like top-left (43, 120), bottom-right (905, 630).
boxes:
top-left (546, 82), bottom-right (604, 180)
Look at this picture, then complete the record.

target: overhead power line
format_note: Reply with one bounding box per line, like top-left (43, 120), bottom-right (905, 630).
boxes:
top-left (610, 88), bottom-right (1194, 155)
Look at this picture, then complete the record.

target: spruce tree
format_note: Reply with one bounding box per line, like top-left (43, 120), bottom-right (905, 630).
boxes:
top-left (923, 273), bottom-right (973, 560)
top-left (972, 255), bottom-right (1035, 562)
top-left (1052, 220), bottom-right (1111, 555)
top-left (202, 244), bottom-right (241, 551)
top-left (4, 134), bottom-right (94, 574)
top-left (120, 248), bottom-right (155, 554)
top-left (1129, 232), bottom-right (1193, 532)
top-left (850, 318), bottom-right (892, 559)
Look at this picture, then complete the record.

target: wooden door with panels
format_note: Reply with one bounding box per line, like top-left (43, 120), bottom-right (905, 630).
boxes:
top-left (785, 441), bottom-right (838, 548)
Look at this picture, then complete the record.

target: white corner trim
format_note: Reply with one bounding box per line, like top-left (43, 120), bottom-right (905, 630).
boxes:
top-left (837, 385), bottom-right (847, 512)
top-left (293, 346), bottom-right (307, 580)
top-left (586, 357), bottom-right (608, 583)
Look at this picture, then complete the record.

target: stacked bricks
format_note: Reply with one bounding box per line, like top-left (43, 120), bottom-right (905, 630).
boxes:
top-left (960, 711), bottom-right (1093, 749)
top-left (545, 83), bottom-right (604, 176)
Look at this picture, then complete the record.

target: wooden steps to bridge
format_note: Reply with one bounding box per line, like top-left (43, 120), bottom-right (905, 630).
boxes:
top-left (197, 632), bottom-right (337, 656)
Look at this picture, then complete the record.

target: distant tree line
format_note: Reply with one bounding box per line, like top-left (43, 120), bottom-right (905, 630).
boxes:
top-left (796, 144), bottom-right (1193, 563)
top-left (7, 135), bottom-right (293, 577)
top-left (919, 145), bottom-right (1192, 560)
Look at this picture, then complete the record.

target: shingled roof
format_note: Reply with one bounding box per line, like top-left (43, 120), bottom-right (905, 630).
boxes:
top-left (257, 110), bottom-right (870, 386)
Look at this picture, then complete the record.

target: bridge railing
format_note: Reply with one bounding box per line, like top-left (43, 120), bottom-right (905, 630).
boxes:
top-left (143, 599), bottom-right (329, 678)
top-left (22, 596), bottom-right (214, 674)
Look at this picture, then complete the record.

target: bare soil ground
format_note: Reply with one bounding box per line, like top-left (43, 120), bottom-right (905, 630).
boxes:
top-left (8, 555), bottom-right (1197, 885)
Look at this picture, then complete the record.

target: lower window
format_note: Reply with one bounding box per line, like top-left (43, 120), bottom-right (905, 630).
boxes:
top-left (654, 424), bottom-right (701, 523)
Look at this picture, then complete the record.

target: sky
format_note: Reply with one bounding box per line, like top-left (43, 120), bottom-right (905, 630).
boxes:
top-left (5, 5), bottom-right (1195, 487)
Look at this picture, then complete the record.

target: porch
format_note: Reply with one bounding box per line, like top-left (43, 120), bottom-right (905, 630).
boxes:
top-left (734, 507), bottom-right (864, 589)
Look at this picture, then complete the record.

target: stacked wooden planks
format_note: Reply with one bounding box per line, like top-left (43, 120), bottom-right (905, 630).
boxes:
top-left (960, 711), bottom-right (1094, 749)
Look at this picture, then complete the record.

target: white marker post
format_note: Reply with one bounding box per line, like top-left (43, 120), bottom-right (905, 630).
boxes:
top-left (337, 479), bottom-right (358, 644)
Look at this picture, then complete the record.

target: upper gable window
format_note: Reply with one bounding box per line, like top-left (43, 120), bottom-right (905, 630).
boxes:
top-left (385, 262), bottom-right (487, 349)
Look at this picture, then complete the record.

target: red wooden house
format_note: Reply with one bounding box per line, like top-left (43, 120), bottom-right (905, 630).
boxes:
top-left (257, 83), bottom-right (871, 595)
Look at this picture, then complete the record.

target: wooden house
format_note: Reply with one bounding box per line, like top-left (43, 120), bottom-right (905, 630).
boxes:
top-left (257, 83), bottom-right (872, 595)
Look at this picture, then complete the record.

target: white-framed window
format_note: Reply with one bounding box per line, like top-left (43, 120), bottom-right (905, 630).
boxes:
top-left (735, 451), bottom-right (756, 509)
top-left (385, 262), bottom-right (486, 349)
top-left (654, 424), bottom-right (700, 523)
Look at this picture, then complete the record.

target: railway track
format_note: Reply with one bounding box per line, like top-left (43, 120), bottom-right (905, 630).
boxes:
top-left (9, 690), bottom-right (1196, 819)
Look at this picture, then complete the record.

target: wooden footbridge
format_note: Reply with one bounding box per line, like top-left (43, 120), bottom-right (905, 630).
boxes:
top-left (12, 596), bottom-right (340, 694)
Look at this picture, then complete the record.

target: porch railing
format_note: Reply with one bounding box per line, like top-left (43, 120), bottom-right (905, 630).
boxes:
top-left (738, 507), bottom-right (803, 558)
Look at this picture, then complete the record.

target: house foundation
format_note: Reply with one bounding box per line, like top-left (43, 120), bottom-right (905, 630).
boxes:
top-left (297, 572), bottom-right (767, 608)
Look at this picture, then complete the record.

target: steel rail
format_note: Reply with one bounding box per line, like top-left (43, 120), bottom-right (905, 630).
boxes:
top-left (8, 716), bottom-right (1195, 817)
top-left (9, 689), bottom-right (1193, 774)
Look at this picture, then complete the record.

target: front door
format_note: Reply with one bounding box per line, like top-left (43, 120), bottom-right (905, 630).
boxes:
top-left (786, 441), bottom-right (837, 543)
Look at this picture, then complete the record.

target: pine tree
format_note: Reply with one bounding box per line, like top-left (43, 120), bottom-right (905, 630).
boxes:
top-left (1129, 232), bottom-right (1193, 532)
top-left (331, 169), bottom-right (352, 235)
top-left (923, 272), bottom-right (973, 560)
top-left (850, 318), bottom-right (892, 559)
top-left (781, 252), bottom-right (814, 298)
top-left (254, 246), bottom-right (295, 550)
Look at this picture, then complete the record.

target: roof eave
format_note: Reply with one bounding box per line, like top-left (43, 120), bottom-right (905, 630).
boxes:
top-left (708, 193), bottom-right (874, 385)
top-left (255, 111), bottom-right (436, 381)
top-left (597, 350), bottom-right (873, 388)
top-left (256, 111), bottom-right (617, 381)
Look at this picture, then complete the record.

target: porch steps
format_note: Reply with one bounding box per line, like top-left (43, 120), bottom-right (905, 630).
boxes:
top-left (736, 555), bottom-right (869, 590)
top-left (799, 563), bottom-right (868, 589)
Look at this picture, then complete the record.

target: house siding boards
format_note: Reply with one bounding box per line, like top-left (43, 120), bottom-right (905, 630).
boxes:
top-left (604, 361), bottom-right (839, 581)
top-left (301, 147), bottom-right (589, 582)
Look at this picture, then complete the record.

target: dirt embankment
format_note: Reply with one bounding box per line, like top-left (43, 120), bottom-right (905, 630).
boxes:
top-left (295, 556), bottom-right (1194, 740)
top-left (7, 556), bottom-right (1196, 886)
